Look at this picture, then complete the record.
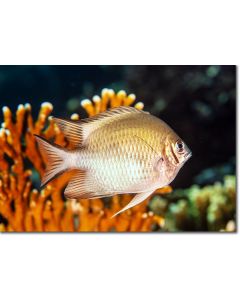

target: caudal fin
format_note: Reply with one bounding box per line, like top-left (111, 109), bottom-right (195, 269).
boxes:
top-left (34, 135), bottom-right (68, 187)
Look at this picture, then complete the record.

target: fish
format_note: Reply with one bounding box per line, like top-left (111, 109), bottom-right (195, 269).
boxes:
top-left (34, 106), bottom-right (192, 217)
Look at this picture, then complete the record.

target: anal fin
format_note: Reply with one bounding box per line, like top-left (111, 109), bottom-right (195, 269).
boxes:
top-left (111, 190), bottom-right (154, 218)
top-left (64, 170), bottom-right (114, 199)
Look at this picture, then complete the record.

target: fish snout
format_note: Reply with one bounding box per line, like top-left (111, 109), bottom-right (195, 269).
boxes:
top-left (184, 150), bottom-right (192, 161)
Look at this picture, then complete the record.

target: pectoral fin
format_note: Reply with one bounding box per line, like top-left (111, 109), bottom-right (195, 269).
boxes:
top-left (111, 190), bottom-right (154, 218)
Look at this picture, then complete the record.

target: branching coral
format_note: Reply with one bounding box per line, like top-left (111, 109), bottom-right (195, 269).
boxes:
top-left (149, 175), bottom-right (236, 232)
top-left (0, 88), bottom-right (170, 232)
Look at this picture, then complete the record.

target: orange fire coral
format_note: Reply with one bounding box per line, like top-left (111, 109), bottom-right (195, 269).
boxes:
top-left (0, 88), bottom-right (171, 232)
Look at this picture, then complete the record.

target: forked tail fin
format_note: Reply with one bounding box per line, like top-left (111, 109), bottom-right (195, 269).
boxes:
top-left (34, 135), bottom-right (69, 187)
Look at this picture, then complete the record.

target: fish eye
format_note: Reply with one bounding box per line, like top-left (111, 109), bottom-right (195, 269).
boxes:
top-left (175, 140), bottom-right (184, 153)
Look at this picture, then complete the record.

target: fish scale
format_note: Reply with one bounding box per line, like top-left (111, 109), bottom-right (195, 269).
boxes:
top-left (79, 122), bottom-right (159, 193)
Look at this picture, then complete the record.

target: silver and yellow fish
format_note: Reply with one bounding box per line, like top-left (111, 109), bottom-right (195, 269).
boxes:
top-left (35, 106), bottom-right (192, 217)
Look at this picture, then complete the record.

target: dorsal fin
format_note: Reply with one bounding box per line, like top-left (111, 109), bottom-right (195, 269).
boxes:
top-left (80, 106), bottom-right (148, 141)
top-left (54, 107), bottom-right (148, 148)
top-left (53, 117), bottom-right (83, 148)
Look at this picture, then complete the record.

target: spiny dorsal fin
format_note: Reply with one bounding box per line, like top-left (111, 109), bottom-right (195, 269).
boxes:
top-left (80, 106), bottom-right (148, 141)
top-left (54, 106), bottom-right (148, 147)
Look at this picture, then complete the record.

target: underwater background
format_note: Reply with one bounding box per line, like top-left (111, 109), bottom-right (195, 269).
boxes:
top-left (0, 65), bottom-right (236, 232)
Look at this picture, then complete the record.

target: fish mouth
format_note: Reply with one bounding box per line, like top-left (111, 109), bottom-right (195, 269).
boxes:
top-left (184, 151), bottom-right (192, 161)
